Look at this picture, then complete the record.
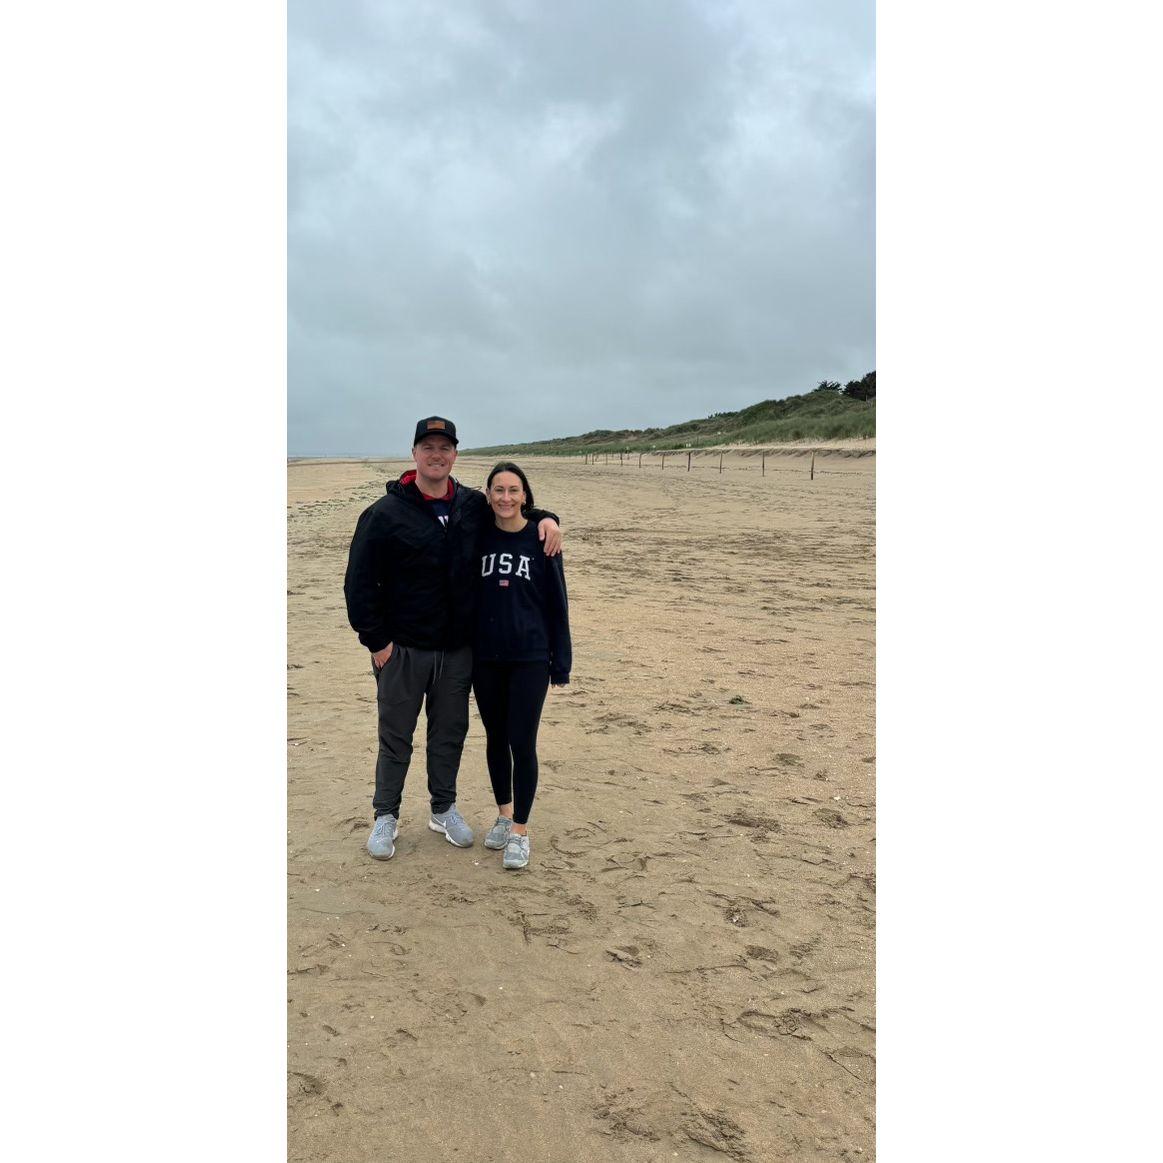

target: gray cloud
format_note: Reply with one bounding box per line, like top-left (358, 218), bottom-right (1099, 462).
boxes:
top-left (289, 0), bottom-right (874, 454)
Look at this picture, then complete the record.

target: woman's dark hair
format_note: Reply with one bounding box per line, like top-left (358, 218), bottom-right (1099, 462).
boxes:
top-left (486, 461), bottom-right (534, 513)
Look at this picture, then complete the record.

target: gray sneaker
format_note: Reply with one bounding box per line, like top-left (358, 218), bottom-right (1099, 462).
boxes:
top-left (502, 833), bottom-right (531, 870)
top-left (428, 805), bottom-right (474, 847)
top-left (483, 815), bottom-right (514, 850)
top-left (367, 814), bottom-right (399, 860)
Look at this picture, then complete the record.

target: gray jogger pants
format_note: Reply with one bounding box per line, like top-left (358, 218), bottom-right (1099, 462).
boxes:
top-left (372, 644), bottom-right (473, 819)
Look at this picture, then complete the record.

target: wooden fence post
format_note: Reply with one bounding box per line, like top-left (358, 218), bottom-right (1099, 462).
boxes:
top-left (687, 452), bottom-right (691, 472)
top-left (661, 454), bottom-right (666, 470)
top-left (762, 453), bottom-right (766, 476)
top-left (719, 452), bottom-right (723, 474)
top-left (810, 453), bottom-right (815, 481)
top-left (638, 452), bottom-right (643, 468)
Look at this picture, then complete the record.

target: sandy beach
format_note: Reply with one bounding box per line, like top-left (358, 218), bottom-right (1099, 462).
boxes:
top-left (288, 449), bottom-right (876, 1161)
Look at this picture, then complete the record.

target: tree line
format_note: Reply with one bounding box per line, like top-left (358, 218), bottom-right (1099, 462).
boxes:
top-left (814, 371), bottom-right (875, 402)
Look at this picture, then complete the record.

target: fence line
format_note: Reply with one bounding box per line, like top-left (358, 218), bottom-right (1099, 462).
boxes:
top-left (577, 450), bottom-right (872, 477)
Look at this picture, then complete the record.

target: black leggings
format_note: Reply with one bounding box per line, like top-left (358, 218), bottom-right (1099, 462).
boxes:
top-left (472, 660), bottom-right (550, 826)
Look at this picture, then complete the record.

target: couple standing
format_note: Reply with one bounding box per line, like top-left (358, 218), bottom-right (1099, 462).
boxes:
top-left (343, 416), bottom-right (571, 871)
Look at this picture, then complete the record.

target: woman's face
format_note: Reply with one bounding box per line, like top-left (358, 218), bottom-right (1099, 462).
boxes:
top-left (488, 471), bottom-right (527, 520)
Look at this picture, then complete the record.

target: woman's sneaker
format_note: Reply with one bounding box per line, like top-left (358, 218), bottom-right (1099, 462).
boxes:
top-left (484, 816), bottom-right (514, 850)
top-left (367, 814), bottom-right (399, 860)
top-left (503, 833), bottom-right (531, 870)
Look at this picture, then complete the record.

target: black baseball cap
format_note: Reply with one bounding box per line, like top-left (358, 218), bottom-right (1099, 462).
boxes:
top-left (413, 416), bottom-right (458, 446)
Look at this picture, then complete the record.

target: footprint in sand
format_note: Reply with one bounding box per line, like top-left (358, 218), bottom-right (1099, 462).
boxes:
top-left (744, 945), bottom-right (780, 963)
top-left (813, 807), bottom-right (850, 828)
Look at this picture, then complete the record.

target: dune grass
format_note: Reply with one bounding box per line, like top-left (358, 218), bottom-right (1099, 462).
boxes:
top-left (465, 382), bottom-right (875, 456)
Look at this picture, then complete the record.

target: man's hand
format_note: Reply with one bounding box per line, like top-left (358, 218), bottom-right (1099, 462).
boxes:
top-left (538, 517), bottom-right (562, 557)
top-left (372, 643), bottom-right (394, 669)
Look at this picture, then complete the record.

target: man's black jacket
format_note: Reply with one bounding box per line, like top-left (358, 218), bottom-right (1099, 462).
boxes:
top-left (343, 475), bottom-right (558, 654)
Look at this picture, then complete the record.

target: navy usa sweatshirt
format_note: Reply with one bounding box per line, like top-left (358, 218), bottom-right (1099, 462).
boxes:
top-left (474, 521), bottom-right (572, 684)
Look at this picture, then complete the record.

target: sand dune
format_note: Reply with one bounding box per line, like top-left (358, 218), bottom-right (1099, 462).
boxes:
top-left (288, 449), bottom-right (876, 1161)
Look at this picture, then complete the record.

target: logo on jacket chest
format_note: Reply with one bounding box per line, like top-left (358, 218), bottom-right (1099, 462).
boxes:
top-left (481, 552), bottom-right (532, 580)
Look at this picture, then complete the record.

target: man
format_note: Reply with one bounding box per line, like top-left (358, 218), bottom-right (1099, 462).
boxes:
top-left (343, 416), bottom-right (562, 861)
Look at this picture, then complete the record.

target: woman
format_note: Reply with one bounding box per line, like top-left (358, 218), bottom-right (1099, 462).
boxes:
top-left (473, 461), bottom-right (572, 870)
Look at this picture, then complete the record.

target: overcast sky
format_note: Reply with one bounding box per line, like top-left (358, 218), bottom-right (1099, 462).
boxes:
top-left (289, 0), bottom-right (874, 455)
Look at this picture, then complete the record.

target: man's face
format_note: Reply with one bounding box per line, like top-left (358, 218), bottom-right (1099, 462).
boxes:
top-left (412, 436), bottom-right (457, 486)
